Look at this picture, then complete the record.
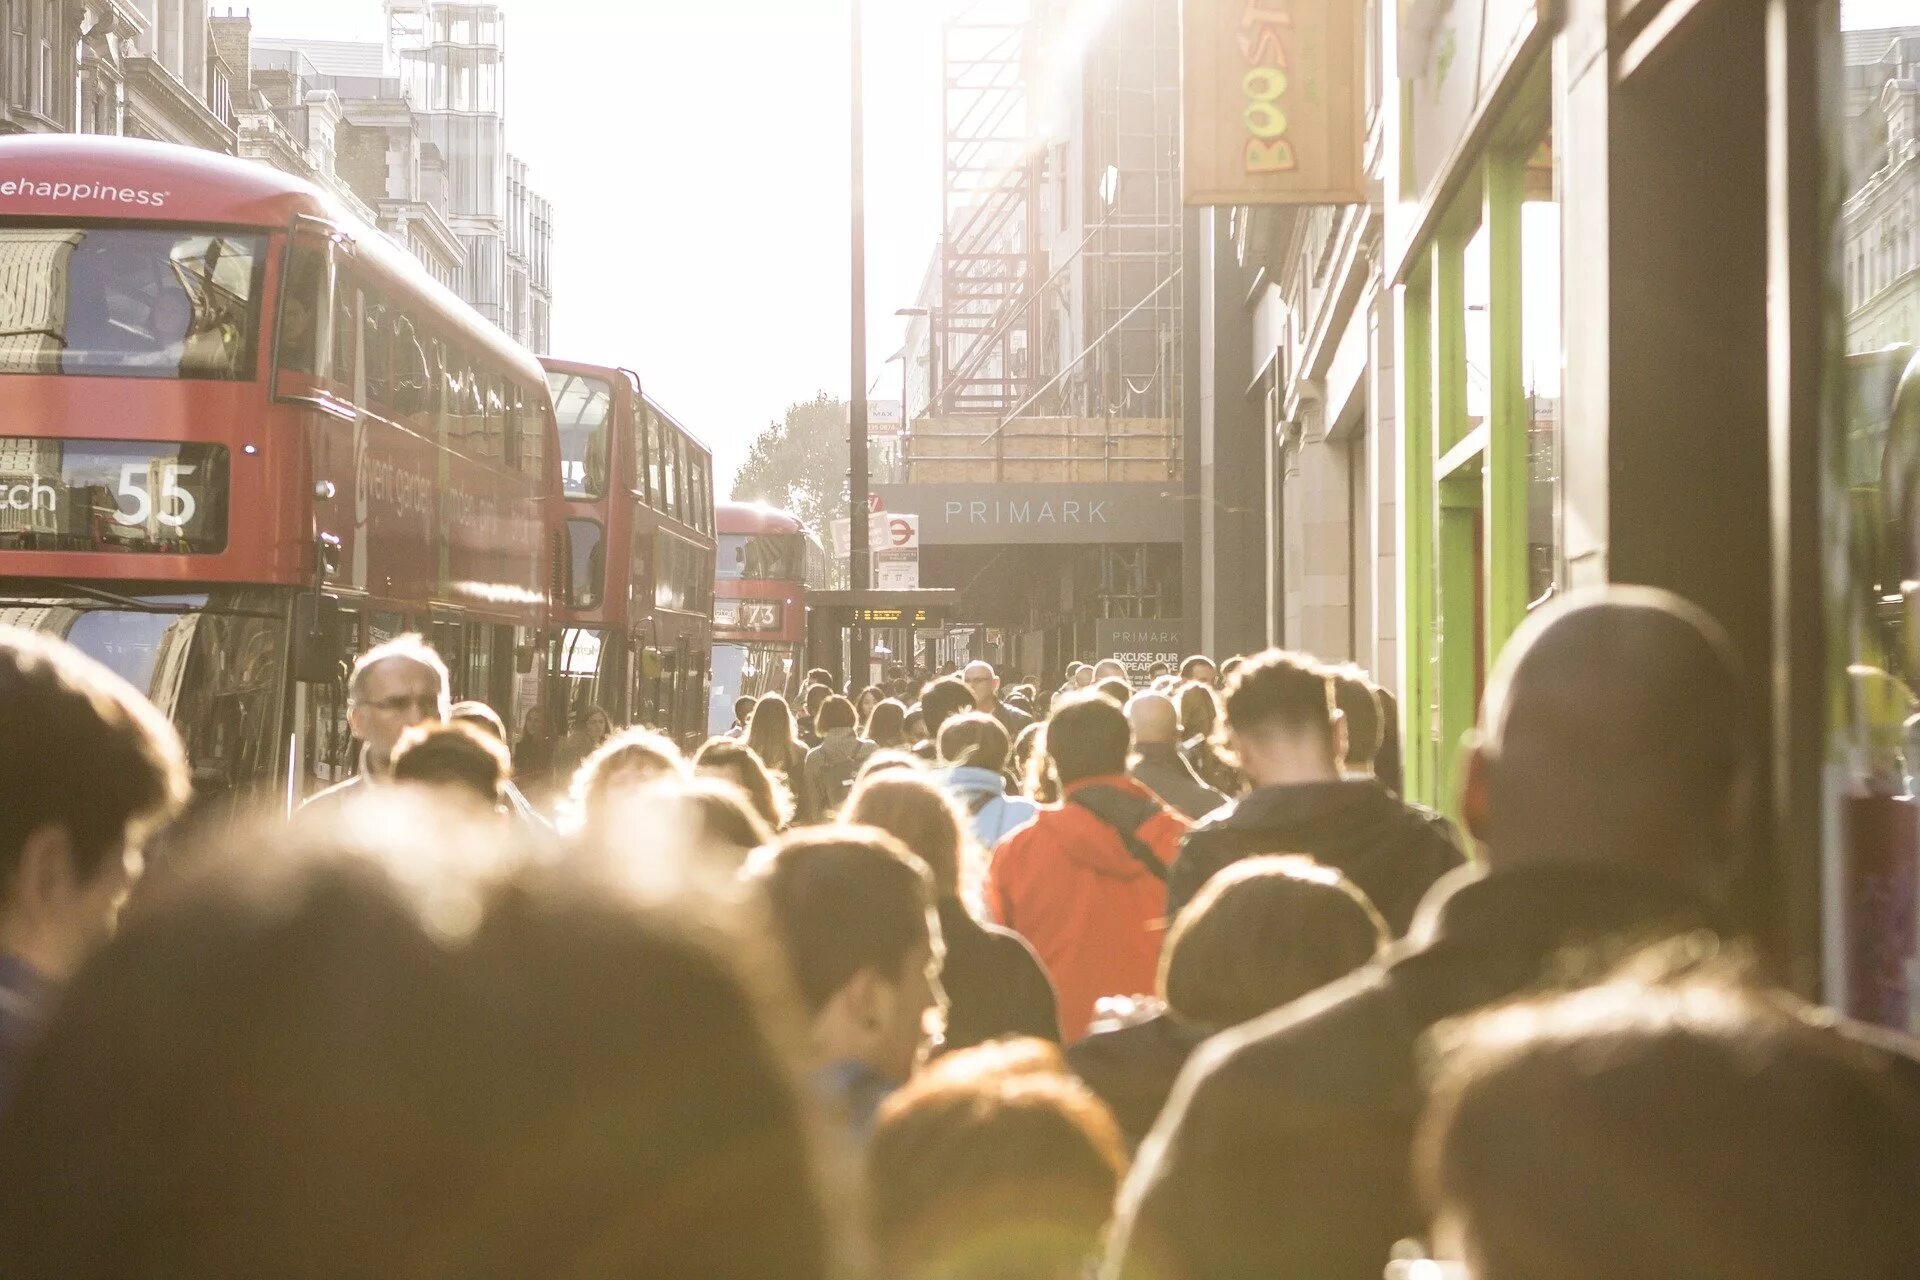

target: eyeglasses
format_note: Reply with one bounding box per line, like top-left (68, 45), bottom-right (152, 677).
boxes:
top-left (358, 694), bottom-right (442, 715)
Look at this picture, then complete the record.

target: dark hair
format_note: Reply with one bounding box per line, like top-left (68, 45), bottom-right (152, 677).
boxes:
top-left (694, 737), bottom-right (792, 831)
top-left (1178, 654), bottom-right (1215, 680)
top-left (1417, 966), bottom-right (1920, 1280)
top-left (937, 711), bottom-right (1012, 773)
top-left (0, 626), bottom-right (188, 888)
top-left (918, 678), bottom-right (976, 738)
top-left (1161, 856), bottom-right (1385, 1028)
top-left (806, 668), bottom-right (833, 687)
top-left (868, 1039), bottom-right (1127, 1280)
top-left (864, 698), bottom-right (909, 748)
top-left (572, 727), bottom-right (685, 825)
top-left (449, 700), bottom-right (507, 741)
top-left (749, 828), bottom-right (934, 1014)
top-left (0, 796), bottom-right (840, 1280)
top-left (802, 683), bottom-right (831, 716)
top-left (1175, 680), bottom-right (1219, 739)
top-left (745, 695), bottom-right (805, 778)
top-left (391, 721), bottom-right (511, 805)
top-left (1328, 666), bottom-right (1383, 769)
top-left (1222, 649), bottom-right (1335, 746)
top-left (1094, 677), bottom-right (1132, 706)
top-left (856, 685), bottom-right (884, 710)
top-left (1146, 661), bottom-right (1170, 678)
top-left (815, 695), bottom-right (857, 734)
top-left (1046, 693), bottom-right (1130, 786)
top-left (856, 750), bottom-right (925, 783)
top-left (1013, 722), bottom-right (1057, 803)
top-left (1065, 662), bottom-right (1088, 679)
top-left (733, 694), bottom-right (755, 720)
top-left (846, 773), bottom-right (966, 898)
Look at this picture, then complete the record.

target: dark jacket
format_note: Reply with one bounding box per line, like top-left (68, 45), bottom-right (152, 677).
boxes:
top-left (989, 699), bottom-right (1035, 737)
top-left (937, 896), bottom-right (1061, 1051)
top-left (802, 728), bottom-right (876, 817)
top-left (1169, 778), bottom-right (1463, 933)
top-left (1068, 1007), bottom-right (1208, 1149)
top-left (0, 953), bottom-right (50, 1113)
top-left (1130, 744), bottom-right (1228, 823)
top-left (1104, 862), bottom-right (1724, 1280)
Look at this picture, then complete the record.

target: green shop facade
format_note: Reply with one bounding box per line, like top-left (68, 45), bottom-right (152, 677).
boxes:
top-left (1374, 0), bottom-right (1920, 1032)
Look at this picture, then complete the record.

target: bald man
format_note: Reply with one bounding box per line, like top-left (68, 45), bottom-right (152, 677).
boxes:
top-left (1108, 587), bottom-right (1758, 1280)
top-left (1093, 658), bottom-right (1129, 684)
top-left (1126, 692), bottom-right (1227, 821)
top-left (962, 659), bottom-right (1034, 737)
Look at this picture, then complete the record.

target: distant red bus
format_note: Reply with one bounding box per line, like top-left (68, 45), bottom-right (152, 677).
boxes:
top-left (710, 501), bottom-right (826, 734)
top-left (0, 134), bottom-right (556, 812)
top-left (543, 358), bottom-right (715, 747)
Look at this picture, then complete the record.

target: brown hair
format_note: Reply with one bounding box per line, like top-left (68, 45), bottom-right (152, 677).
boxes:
top-left (868, 1038), bottom-right (1127, 1280)
top-left (937, 711), bottom-right (1012, 773)
top-left (845, 772), bottom-right (966, 897)
top-left (1329, 666), bottom-right (1383, 769)
top-left (864, 698), bottom-right (910, 748)
top-left (1013, 722), bottom-right (1057, 804)
top-left (814, 695), bottom-right (857, 734)
top-left (1175, 680), bottom-right (1220, 739)
top-left (694, 736), bottom-right (793, 831)
top-left (1045, 693), bottom-right (1130, 786)
top-left (572, 727), bottom-right (686, 825)
top-left (677, 776), bottom-right (774, 863)
top-left (1094, 677), bottom-right (1133, 706)
top-left (391, 721), bottom-right (511, 806)
top-left (1161, 855), bottom-right (1386, 1028)
top-left (1221, 649), bottom-right (1335, 746)
top-left (0, 626), bottom-right (188, 886)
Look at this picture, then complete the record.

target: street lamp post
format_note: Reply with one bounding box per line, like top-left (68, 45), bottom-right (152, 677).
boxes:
top-left (848, 0), bottom-right (870, 690)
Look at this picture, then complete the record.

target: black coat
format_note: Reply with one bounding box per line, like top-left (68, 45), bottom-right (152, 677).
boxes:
top-left (1104, 863), bottom-right (1725, 1280)
top-left (1068, 1010), bottom-right (1208, 1150)
top-left (936, 896), bottom-right (1061, 1051)
top-left (1129, 744), bottom-right (1228, 822)
top-left (1169, 779), bottom-right (1464, 933)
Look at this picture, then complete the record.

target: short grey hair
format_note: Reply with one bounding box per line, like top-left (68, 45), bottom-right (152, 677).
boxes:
top-left (348, 634), bottom-right (451, 709)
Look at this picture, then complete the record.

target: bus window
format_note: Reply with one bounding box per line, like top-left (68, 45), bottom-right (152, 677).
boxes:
top-left (275, 237), bottom-right (331, 379)
top-left (483, 373), bottom-right (505, 463)
top-left (504, 381), bottom-right (524, 471)
top-left (363, 290), bottom-right (390, 407)
top-left (567, 518), bottom-right (605, 610)
top-left (644, 408), bottom-right (665, 509)
top-left (547, 371), bottom-right (611, 499)
top-left (331, 280), bottom-right (356, 390)
top-left (689, 453), bottom-right (710, 533)
top-left (393, 315), bottom-right (431, 420)
top-left (661, 428), bottom-right (680, 521)
top-left (717, 533), bottom-right (801, 581)
top-left (522, 385), bottom-right (547, 481)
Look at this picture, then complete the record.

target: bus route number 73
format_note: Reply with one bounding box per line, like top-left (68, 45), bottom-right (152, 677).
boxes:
top-left (114, 463), bottom-right (198, 529)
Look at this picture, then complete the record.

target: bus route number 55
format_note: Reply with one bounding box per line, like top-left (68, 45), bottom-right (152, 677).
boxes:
top-left (114, 463), bottom-right (198, 529)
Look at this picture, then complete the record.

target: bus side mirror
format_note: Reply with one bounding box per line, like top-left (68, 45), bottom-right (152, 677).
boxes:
top-left (293, 593), bottom-right (345, 684)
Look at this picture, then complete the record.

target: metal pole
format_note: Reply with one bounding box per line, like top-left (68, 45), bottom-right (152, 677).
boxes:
top-left (848, 0), bottom-right (870, 691)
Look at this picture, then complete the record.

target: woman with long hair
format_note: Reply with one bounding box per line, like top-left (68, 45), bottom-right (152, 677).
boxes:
top-left (1012, 721), bottom-right (1059, 804)
top-left (693, 735), bottom-right (795, 832)
top-left (1175, 680), bottom-right (1243, 797)
top-left (854, 685), bottom-right (885, 722)
top-left (863, 697), bottom-right (910, 750)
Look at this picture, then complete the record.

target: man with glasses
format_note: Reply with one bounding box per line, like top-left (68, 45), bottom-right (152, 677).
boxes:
top-left (961, 660), bottom-right (1032, 738)
top-left (304, 635), bottom-right (450, 809)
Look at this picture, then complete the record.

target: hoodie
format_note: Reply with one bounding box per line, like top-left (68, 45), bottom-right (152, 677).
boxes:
top-left (936, 764), bottom-right (1040, 847)
top-left (985, 774), bottom-right (1187, 1041)
top-left (1168, 777), bottom-right (1465, 933)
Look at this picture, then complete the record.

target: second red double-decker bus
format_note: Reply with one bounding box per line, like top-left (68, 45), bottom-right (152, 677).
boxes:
top-left (544, 358), bottom-right (715, 748)
top-left (0, 135), bottom-right (557, 814)
top-left (710, 501), bottom-right (826, 735)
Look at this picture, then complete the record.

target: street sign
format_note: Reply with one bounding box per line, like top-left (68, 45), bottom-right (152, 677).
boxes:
top-left (887, 513), bottom-right (919, 549)
top-left (876, 553), bottom-right (919, 590)
top-left (831, 512), bottom-right (893, 558)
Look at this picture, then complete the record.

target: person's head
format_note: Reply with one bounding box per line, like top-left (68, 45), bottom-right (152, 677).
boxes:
top-left (0, 628), bottom-right (188, 981)
top-left (864, 697), bottom-right (910, 748)
top-left (1328, 666), bottom-right (1383, 775)
top-left (1178, 654), bottom-right (1217, 687)
top-left (1461, 586), bottom-right (1751, 890)
top-left (693, 736), bottom-right (792, 831)
top-left (1175, 680), bottom-right (1220, 740)
top-left (518, 705), bottom-right (549, 740)
top-left (1219, 654), bottom-right (1244, 682)
top-left (919, 677), bottom-right (977, 740)
top-left (1415, 964), bottom-right (1920, 1280)
top-left (868, 1039), bottom-right (1128, 1280)
top-left (802, 683), bottom-right (830, 720)
top-left (576, 704), bottom-right (614, 742)
top-left (856, 749), bottom-right (926, 784)
top-left (1146, 661), bottom-right (1171, 681)
top-left (937, 711), bottom-right (1012, 774)
top-left (449, 700), bottom-right (507, 743)
top-left (0, 793), bottom-right (841, 1280)
top-left (1012, 722), bottom-right (1055, 802)
top-left (1092, 658), bottom-right (1128, 683)
top-left (815, 695), bottom-right (857, 735)
top-left (1065, 661), bottom-right (1091, 688)
top-left (1045, 693), bottom-right (1131, 787)
top-left (747, 828), bottom-right (944, 1083)
top-left (1123, 691), bottom-right (1182, 748)
top-left (856, 685), bottom-right (884, 717)
top-left (1220, 650), bottom-right (1340, 788)
top-left (672, 776), bottom-right (775, 867)
top-left (845, 772), bottom-right (967, 900)
top-left (571, 727), bottom-right (688, 830)
top-left (903, 706), bottom-right (928, 743)
top-left (390, 721), bottom-right (511, 810)
top-left (347, 635), bottom-right (451, 771)
top-left (1160, 855), bottom-right (1385, 1029)
top-left (732, 694), bottom-right (754, 726)
top-left (1093, 676), bottom-right (1133, 706)
top-left (745, 694), bottom-right (800, 767)
top-left (807, 667), bottom-right (833, 689)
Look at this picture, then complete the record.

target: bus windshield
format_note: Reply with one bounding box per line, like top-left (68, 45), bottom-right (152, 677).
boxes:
top-left (0, 226), bottom-right (265, 380)
top-left (717, 532), bottom-right (803, 581)
top-left (547, 371), bottom-right (612, 499)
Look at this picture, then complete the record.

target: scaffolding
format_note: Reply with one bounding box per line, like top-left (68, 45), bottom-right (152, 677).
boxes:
top-left (938, 0), bottom-right (1041, 415)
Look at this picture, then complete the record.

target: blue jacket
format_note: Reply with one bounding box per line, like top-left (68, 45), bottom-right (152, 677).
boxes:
top-left (937, 765), bottom-right (1039, 848)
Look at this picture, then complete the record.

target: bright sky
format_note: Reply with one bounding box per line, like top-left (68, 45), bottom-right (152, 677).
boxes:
top-left (248, 0), bottom-right (957, 492)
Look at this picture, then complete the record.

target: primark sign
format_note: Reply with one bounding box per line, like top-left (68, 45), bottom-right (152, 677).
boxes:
top-left (872, 482), bottom-right (1183, 546)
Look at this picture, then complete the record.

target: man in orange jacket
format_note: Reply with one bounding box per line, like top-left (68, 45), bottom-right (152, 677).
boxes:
top-left (985, 692), bottom-right (1188, 1042)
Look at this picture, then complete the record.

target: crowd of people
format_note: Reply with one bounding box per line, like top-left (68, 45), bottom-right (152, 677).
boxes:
top-left (2, 587), bottom-right (1918, 1278)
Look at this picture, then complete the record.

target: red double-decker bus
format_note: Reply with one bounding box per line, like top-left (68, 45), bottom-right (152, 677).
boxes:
top-left (544, 358), bottom-right (715, 747)
top-left (710, 501), bottom-right (826, 735)
top-left (0, 135), bottom-right (556, 812)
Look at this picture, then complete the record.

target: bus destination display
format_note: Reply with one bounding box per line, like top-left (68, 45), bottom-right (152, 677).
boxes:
top-left (0, 439), bottom-right (229, 553)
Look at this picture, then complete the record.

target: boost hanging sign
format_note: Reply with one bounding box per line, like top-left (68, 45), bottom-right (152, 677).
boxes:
top-left (1181, 0), bottom-right (1369, 206)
